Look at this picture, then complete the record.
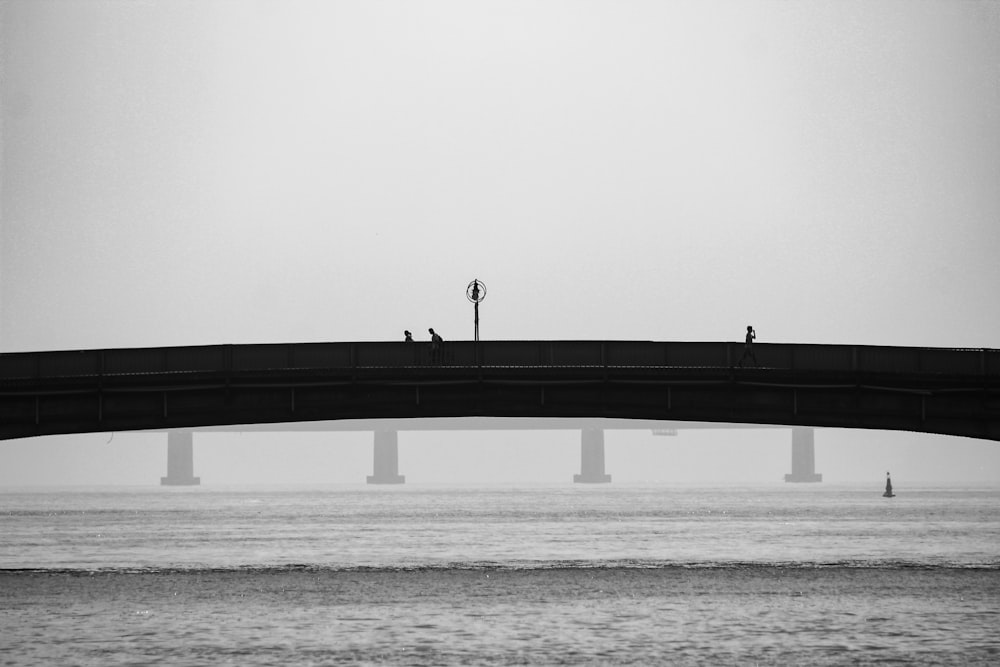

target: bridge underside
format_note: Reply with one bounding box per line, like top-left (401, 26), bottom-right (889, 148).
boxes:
top-left (3, 364), bottom-right (997, 442)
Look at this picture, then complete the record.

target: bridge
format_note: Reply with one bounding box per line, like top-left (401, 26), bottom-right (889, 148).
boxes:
top-left (2, 340), bottom-right (998, 483)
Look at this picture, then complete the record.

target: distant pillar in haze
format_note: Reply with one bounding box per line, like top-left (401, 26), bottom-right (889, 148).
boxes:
top-left (784, 427), bottom-right (822, 483)
top-left (574, 428), bottom-right (612, 483)
top-left (367, 430), bottom-right (406, 484)
top-left (161, 431), bottom-right (201, 486)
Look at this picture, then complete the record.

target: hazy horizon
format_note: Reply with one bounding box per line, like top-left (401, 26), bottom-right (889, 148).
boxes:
top-left (2, 418), bottom-right (998, 487)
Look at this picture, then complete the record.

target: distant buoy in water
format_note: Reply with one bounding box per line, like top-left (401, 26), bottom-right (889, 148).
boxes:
top-left (883, 471), bottom-right (895, 498)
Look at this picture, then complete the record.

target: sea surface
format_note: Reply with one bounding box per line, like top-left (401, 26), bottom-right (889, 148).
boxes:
top-left (2, 483), bottom-right (999, 665)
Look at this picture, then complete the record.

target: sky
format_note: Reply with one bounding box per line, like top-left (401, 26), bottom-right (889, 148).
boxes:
top-left (1, 1), bottom-right (998, 486)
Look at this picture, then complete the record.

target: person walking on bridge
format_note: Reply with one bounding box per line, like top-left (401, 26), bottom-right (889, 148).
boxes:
top-left (429, 328), bottom-right (444, 364)
top-left (738, 325), bottom-right (757, 367)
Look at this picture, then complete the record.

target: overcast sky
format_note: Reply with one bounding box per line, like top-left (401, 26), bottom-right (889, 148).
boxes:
top-left (2, 1), bottom-right (998, 486)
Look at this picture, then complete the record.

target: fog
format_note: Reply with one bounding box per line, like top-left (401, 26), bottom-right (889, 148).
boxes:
top-left (2, 1), bottom-right (998, 486)
top-left (1, 421), bottom-right (998, 487)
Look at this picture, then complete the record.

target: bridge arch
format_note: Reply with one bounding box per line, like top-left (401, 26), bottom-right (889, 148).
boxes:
top-left (2, 340), bottom-right (998, 442)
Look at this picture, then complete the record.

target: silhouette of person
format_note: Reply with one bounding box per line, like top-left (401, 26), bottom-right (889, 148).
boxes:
top-left (429, 328), bottom-right (443, 364)
top-left (738, 325), bottom-right (757, 367)
top-left (404, 330), bottom-right (413, 342)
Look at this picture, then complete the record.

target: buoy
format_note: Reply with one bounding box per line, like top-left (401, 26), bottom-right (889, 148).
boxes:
top-left (883, 471), bottom-right (895, 498)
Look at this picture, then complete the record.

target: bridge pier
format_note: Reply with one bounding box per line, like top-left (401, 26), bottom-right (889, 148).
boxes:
top-left (160, 431), bottom-right (201, 486)
top-left (784, 427), bottom-right (822, 483)
top-left (574, 428), bottom-right (612, 483)
top-left (367, 430), bottom-right (405, 484)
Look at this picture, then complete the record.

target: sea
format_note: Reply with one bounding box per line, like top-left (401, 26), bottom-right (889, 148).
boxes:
top-left (2, 483), bottom-right (998, 666)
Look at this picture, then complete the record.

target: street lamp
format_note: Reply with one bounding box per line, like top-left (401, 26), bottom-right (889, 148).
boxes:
top-left (466, 279), bottom-right (487, 342)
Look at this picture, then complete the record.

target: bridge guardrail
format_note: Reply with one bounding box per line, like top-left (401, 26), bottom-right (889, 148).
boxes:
top-left (547, 341), bottom-right (605, 366)
top-left (104, 348), bottom-right (164, 374)
top-left (354, 342), bottom-right (423, 367)
top-left (664, 342), bottom-right (731, 367)
top-left (856, 346), bottom-right (922, 374)
top-left (230, 344), bottom-right (289, 371)
top-left (2, 341), bottom-right (999, 379)
top-left (38, 350), bottom-right (101, 377)
top-left (0, 353), bottom-right (39, 379)
top-left (988, 349), bottom-right (1000, 376)
top-left (788, 345), bottom-right (855, 372)
top-left (919, 347), bottom-right (990, 375)
top-left (479, 341), bottom-right (544, 366)
top-left (605, 341), bottom-right (664, 366)
top-left (289, 343), bottom-right (353, 369)
top-left (103, 346), bottom-right (227, 374)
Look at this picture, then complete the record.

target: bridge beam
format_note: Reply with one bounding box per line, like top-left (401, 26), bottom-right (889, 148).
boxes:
top-left (367, 430), bottom-right (405, 484)
top-left (160, 431), bottom-right (201, 486)
top-left (574, 428), bottom-right (612, 483)
top-left (784, 427), bottom-right (822, 483)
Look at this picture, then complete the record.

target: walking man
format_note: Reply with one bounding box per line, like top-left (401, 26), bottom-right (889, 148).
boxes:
top-left (428, 328), bottom-right (443, 364)
top-left (739, 325), bottom-right (757, 367)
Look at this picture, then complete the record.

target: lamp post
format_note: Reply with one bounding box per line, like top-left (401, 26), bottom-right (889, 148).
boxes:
top-left (466, 279), bottom-right (486, 342)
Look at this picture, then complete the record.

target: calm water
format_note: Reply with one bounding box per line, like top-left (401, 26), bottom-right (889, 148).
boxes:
top-left (2, 483), bottom-right (999, 665)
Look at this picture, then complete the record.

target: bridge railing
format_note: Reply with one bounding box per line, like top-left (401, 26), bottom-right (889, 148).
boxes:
top-left (104, 346), bottom-right (228, 374)
top-left (1, 341), bottom-right (998, 380)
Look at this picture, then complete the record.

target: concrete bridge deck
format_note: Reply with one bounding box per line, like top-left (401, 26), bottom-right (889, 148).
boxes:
top-left (2, 340), bottom-right (998, 442)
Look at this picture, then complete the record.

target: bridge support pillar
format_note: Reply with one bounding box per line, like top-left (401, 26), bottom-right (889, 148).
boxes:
top-left (161, 431), bottom-right (201, 486)
top-left (367, 430), bottom-right (405, 484)
top-left (784, 427), bottom-right (822, 483)
top-left (574, 428), bottom-right (612, 483)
